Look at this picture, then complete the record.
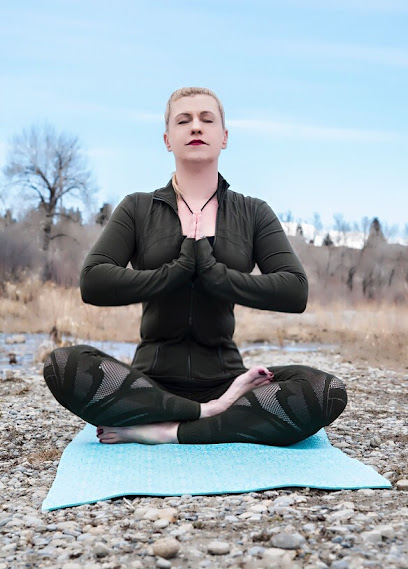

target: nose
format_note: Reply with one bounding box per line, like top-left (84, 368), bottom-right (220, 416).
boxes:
top-left (190, 116), bottom-right (203, 133)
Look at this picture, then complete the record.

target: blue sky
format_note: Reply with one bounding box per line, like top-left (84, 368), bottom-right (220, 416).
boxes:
top-left (1, 0), bottom-right (407, 234)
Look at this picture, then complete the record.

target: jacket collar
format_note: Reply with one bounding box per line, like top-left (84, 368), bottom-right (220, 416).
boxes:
top-left (153, 172), bottom-right (230, 210)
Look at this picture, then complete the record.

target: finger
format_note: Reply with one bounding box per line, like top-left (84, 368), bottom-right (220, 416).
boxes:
top-left (195, 211), bottom-right (204, 240)
top-left (187, 215), bottom-right (197, 239)
top-left (258, 368), bottom-right (274, 378)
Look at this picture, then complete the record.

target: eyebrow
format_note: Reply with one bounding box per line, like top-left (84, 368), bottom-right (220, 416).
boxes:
top-left (174, 111), bottom-right (216, 120)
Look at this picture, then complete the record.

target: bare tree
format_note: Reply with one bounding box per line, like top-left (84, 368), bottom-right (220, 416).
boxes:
top-left (312, 212), bottom-right (323, 242)
top-left (360, 216), bottom-right (370, 245)
top-left (2, 123), bottom-right (96, 251)
top-left (333, 213), bottom-right (351, 246)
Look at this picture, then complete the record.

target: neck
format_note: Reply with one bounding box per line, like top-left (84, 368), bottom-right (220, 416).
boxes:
top-left (174, 160), bottom-right (219, 200)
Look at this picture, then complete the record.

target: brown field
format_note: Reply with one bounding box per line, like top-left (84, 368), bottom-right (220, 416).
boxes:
top-left (1, 277), bottom-right (407, 372)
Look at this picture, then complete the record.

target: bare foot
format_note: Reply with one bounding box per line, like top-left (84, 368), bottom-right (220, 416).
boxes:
top-left (200, 366), bottom-right (274, 418)
top-left (96, 422), bottom-right (180, 445)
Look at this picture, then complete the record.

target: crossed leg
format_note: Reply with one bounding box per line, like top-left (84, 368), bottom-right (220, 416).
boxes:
top-left (44, 346), bottom-right (347, 447)
top-left (96, 366), bottom-right (274, 444)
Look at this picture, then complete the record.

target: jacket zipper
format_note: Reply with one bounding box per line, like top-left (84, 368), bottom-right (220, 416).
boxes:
top-left (155, 194), bottom-right (193, 381)
top-left (154, 190), bottom-right (227, 381)
top-left (187, 279), bottom-right (196, 382)
top-left (151, 344), bottom-right (160, 374)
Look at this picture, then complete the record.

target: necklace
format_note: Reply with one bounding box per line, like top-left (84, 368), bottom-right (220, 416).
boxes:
top-left (179, 188), bottom-right (218, 214)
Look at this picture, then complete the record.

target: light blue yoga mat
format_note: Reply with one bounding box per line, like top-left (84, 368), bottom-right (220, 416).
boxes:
top-left (42, 424), bottom-right (391, 511)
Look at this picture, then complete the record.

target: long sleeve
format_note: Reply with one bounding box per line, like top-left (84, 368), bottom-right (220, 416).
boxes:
top-left (80, 195), bottom-right (195, 306)
top-left (195, 200), bottom-right (308, 312)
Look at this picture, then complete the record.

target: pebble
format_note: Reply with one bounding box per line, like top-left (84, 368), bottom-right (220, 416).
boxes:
top-left (156, 558), bottom-right (172, 569)
top-left (94, 542), bottom-right (110, 557)
top-left (360, 530), bottom-right (382, 545)
top-left (370, 436), bottom-right (381, 447)
top-left (270, 532), bottom-right (306, 549)
top-left (207, 541), bottom-right (230, 555)
top-left (152, 537), bottom-right (180, 559)
top-left (262, 548), bottom-right (297, 568)
top-left (396, 479), bottom-right (408, 490)
top-left (331, 560), bottom-right (350, 569)
top-left (154, 518), bottom-right (170, 529)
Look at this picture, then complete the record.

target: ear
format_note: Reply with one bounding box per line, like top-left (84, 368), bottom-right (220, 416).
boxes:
top-left (163, 132), bottom-right (172, 152)
top-left (221, 129), bottom-right (228, 149)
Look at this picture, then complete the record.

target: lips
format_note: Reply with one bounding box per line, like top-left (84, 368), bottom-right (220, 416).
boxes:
top-left (188, 140), bottom-right (206, 145)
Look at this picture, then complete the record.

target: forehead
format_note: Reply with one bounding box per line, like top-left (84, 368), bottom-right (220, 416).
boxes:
top-left (171, 94), bottom-right (219, 117)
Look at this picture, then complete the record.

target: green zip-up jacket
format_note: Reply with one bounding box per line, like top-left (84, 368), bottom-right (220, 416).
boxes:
top-left (80, 173), bottom-right (308, 392)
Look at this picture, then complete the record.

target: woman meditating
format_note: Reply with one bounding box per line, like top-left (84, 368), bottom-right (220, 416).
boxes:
top-left (44, 87), bottom-right (347, 446)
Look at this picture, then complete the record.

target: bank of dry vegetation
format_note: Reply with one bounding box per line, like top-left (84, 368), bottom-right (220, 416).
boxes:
top-left (1, 276), bottom-right (407, 373)
top-left (1, 213), bottom-right (407, 371)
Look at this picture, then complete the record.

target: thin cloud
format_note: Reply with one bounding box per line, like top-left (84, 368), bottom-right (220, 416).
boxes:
top-left (228, 119), bottom-right (402, 142)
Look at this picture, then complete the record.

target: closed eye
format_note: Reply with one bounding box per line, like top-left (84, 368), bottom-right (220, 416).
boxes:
top-left (177, 119), bottom-right (214, 124)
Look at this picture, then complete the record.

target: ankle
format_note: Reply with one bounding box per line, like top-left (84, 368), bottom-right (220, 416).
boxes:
top-left (200, 400), bottom-right (220, 419)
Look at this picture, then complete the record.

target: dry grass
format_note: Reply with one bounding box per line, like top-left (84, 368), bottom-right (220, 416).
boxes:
top-left (1, 278), bottom-right (407, 371)
top-left (0, 277), bottom-right (142, 343)
top-left (26, 448), bottom-right (62, 465)
top-left (235, 301), bottom-right (408, 371)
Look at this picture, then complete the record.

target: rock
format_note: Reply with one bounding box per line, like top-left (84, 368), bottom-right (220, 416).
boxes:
top-left (270, 532), bottom-right (305, 550)
top-left (23, 515), bottom-right (46, 528)
top-left (94, 542), bottom-right (110, 557)
top-left (356, 488), bottom-right (375, 495)
top-left (133, 507), bottom-right (148, 520)
top-left (249, 504), bottom-right (268, 513)
top-left (156, 558), bottom-right (172, 569)
top-left (152, 537), bottom-right (180, 559)
top-left (6, 335), bottom-right (26, 344)
top-left (370, 436), bottom-right (381, 447)
top-left (8, 353), bottom-right (17, 364)
top-left (262, 548), bottom-right (296, 568)
top-left (154, 518), bottom-right (170, 529)
top-left (331, 560), bottom-right (350, 569)
top-left (248, 546), bottom-right (265, 557)
top-left (327, 509), bottom-right (354, 523)
top-left (383, 471), bottom-right (397, 480)
top-left (270, 496), bottom-right (295, 508)
top-left (248, 514), bottom-right (262, 522)
top-left (360, 530), bottom-right (382, 545)
top-left (158, 507), bottom-right (178, 522)
top-left (207, 541), bottom-right (230, 555)
top-left (376, 524), bottom-right (396, 539)
top-left (396, 479), bottom-right (408, 490)
top-left (143, 507), bottom-right (161, 521)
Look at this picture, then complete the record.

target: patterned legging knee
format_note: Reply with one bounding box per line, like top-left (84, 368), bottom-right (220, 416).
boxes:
top-left (43, 345), bottom-right (347, 446)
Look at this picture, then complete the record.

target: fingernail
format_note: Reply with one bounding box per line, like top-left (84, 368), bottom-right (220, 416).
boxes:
top-left (259, 370), bottom-right (267, 376)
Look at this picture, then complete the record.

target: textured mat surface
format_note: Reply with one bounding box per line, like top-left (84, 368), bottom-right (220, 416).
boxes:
top-left (42, 424), bottom-right (391, 510)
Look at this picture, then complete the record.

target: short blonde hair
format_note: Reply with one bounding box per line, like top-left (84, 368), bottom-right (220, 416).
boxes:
top-left (165, 87), bottom-right (225, 131)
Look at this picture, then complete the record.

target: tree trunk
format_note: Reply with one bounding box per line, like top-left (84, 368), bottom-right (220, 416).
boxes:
top-left (42, 209), bottom-right (54, 252)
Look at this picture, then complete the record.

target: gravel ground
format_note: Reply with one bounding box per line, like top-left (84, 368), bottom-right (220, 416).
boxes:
top-left (1, 337), bottom-right (407, 569)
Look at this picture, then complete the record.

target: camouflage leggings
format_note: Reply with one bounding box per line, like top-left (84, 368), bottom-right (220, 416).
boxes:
top-left (44, 344), bottom-right (347, 446)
